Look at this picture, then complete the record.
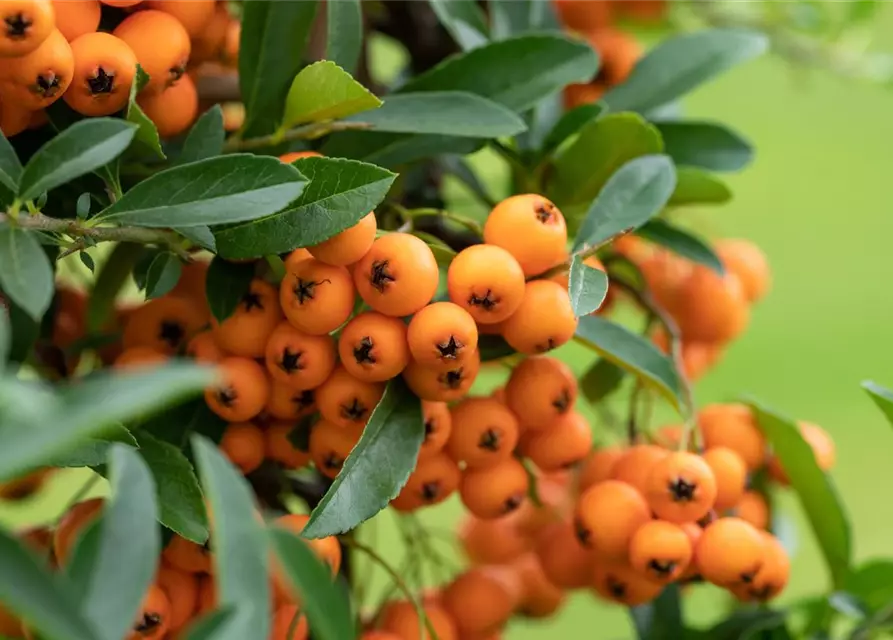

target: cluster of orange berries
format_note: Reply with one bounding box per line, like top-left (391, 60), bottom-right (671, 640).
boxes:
top-left (0, 0), bottom-right (239, 139)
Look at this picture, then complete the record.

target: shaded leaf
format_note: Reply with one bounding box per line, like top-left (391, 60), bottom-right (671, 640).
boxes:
top-left (580, 358), bottom-right (626, 404)
top-left (0, 227), bottom-right (53, 321)
top-left (179, 105), bottom-right (225, 165)
top-left (844, 560), bottom-right (893, 611)
top-left (321, 131), bottom-right (481, 168)
top-left (145, 251), bottom-right (182, 300)
top-left (542, 102), bottom-right (605, 156)
top-left (429, 0), bottom-right (489, 50)
top-left (568, 255), bottom-right (609, 316)
top-left (707, 609), bottom-right (790, 640)
top-left (0, 129), bottom-right (22, 191)
top-left (636, 219), bottom-right (724, 275)
top-left (175, 226), bottom-right (217, 252)
top-left (205, 256), bottom-right (255, 322)
top-left (283, 61), bottom-right (381, 130)
top-left (489, 0), bottom-right (560, 39)
top-left (0, 305), bottom-right (8, 369)
top-left (46, 425), bottom-right (139, 468)
top-left (183, 608), bottom-right (237, 640)
top-left (863, 381), bottom-right (893, 427)
top-left (303, 378), bottom-right (424, 537)
top-left (438, 155), bottom-right (494, 205)
top-left (477, 334), bottom-right (516, 362)
top-left (125, 66), bottom-right (165, 160)
top-left (669, 167), bottom-right (732, 206)
top-left (655, 120), bottom-right (753, 172)
top-left (326, 0), bottom-right (362, 74)
top-left (87, 242), bottom-right (144, 332)
top-left (630, 584), bottom-right (683, 640)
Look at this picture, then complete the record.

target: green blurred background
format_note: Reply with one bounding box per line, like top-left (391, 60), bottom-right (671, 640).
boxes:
top-left (4, 7), bottom-right (893, 639)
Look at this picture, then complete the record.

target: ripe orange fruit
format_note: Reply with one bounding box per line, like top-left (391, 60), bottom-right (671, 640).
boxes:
top-left (702, 447), bottom-right (747, 511)
top-left (522, 410), bottom-right (592, 472)
top-left (195, 574), bottom-right (216, 615)
top-left (446, 397), bottom-right (520, 469)
top-left (563, 82), bottom-right (605, 109)
top-left (610, 444), bottom-right (668, 494)
top-left (418, 400), bottom-right (451, 461)
top-left (0, 604), bottom-right (22, 638)
top-left (674, 266), bottom-right (750, 344)
top-left (113, 10), bottom-right (190, 94)
top-left (646, 451), bottom-right (718, 523)
top-left (767, 421), bottom-right (835, 484)
top-left (513, 553), bottom-right (565, 618)
top-left (162, 535), bottom-right (212, 574)
top-left (113, 346), bottom-right (168, 370)
top-left (0, 91), bottom-right (31, 136)
top-left (379, 599), bottom-right (458, 640)
top-left (53, 498), bottom-right (103, 565)
top-left (391, 452), bottom-right (460, 512)
top-left (308, 212), bottom-right (377, 266)
top-left (122, 296), bottom-right (205, 355)
top-left (278, 150), bottom-right (322, 163)
top-left (185, 331), bottom-right (225, 364)
top-left (265, 384), bottom-right (315, 422)
top-left (501, 280), bottom-right (577, 354)
top-left (459, 457), bottom-right (529, 520)
top-left (264, 321), bottom-right (336, 390)
top-left (735, 490), bottom-right (769, 530)
top-left (189, 2), bottom-right (228, 62)
top-left (587, 28), bottom-right (642, 86)
top-left (0, 0), bottom-right (54, 57)
top-left (280, 258), bottom-right (355, 335)
top-left (447, 244), bottom-right (525, 324)
top-left (137, 73), bottom-right (198, 138)
top-left (361, 633), bottom-right (401, 640)
top-left (0, 470), bottom-right (51, 502)
top-left (337, 311), bottom-right (409, 382)
top-left (0, 28), bottom-right (71, 109)
top-left (406, 301), bottom-right (479, 369)
top-left (574, 480), bottom-right (650, 556)
top-left (146, 0), bottom-right (215, 37)
top-left (629, 520), bottom-right (693, 583)
top-left (353, 233), bottom-right (439, 317)
top-left (65, 32), bottom-right (138, 116)
top-left (483, 194), bottom-right (568, 277)
top-left (579, 446), bottom-right (623, 492)
top-left (211, 279), bottom-right (281, 358)
top-left (284, 247), bottom-right (312, 272)
top-left (441, 567), bottom-right (519, 637)
top-left (698, 403), bottom-right (767, 470)
top-left (592, 560), bottom-right (663, 606)
top-left (715, 238), bottom-right (770, 303)
top-left (156, 566), bottom-right (199, 632)
top-left (127, 584), bottom-right (170, 640)
top-left (218, 422), bottom-right (265, 475)
top-left (265, 422), bottom-right (311, 470)
top-left (269, 606), bottom-right (308, 640)
top-left (534, 520), bottom-right (595, 590)
top-left (402, 348), bottom-right (480, 402)
top-left (504, 356), bottom-right (577, 431)
top-left (101, 0), bottom-right (143, 6)
top-left (695, 517), bottom-right (766, 587)
top-left (204, 357), bottom-right (270, 422)
top-left (315, 365), bottom-right (385, 430)
top-left (553, 0), bottom-right (611, 32)
top-left (733, 531), bottom-right (789, 602)
top-left (460, 513), bottom-right (532, 566)
top-left (309, 419), bottom-right (363, 479)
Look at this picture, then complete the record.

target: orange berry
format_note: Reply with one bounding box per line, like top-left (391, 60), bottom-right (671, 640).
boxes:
top-left (195, 574), bottom-right (216, 615)
top-left (483, 195), bottom-right (567, 277)
top-left (122, 296), bottom-right (205, 355)
top-left (446, 397), bottom-right (520, 469)
top-left (563, 82), bottom-right (605, 110)
top-left (522, 410), bottom-right (592, 472)
top-left (186, 331), bottom-right (225, 364)
top-left (402, 348), bottom-right (480, 402)
top-left (308, 212), bottom-right (377, 266)
top-left (441, 567), bottom-right (520, 637)
top-left (698, 403), bottom-right (767, 470)
top-left (391, 452), bottom-right (460, 512)
top-left (315, 365), bottom-right (385, 430)
top-left (222, 18), bottom-right (238, 66)
top-left (137, 73), bottom-right (198, 138)
top-left (189, 2), bottom-right (227, 62)
top-left (156, 566), bottom-right (199, 631)
top-left (592, 559), bottom-right (663, 607)
top-left (695, 517), bottom-right (766, 587)
top-left (646, 451), bottom-right (718, 523)
top-left (212, 279), bottom-right (282, 358)
top-left (113, 346), bottom-right (169, 370)
top-left (587, 28), bottom-right (642, 86)
top-left (337, 311), bottom-right (409, 383)
top-left (205, 357), bottom-right (270, 422)
top-left (54, 498), bottom-right (104, 565)
top-left (170, 259), bottom-right (210, 317)
top-left (379, 600), bottom-right (458, 640)
top-left (0, 604), bottom-right (21, 638)
top-left (353, 233), bottom-right (439, 317)
top-left (674, 266), bottom-right (750, 344)
top-left (0, 470), bottom-right (51, 502)
top-left (265, 384), bottom-right (315, 422)
top-left (65, 32), bottom-right (137, 116)
top-left (610, 444), bottom-right (668, 494)
top-left (162, 535), bottom-right (211, 574)
top-left (629, 520), bottom-right (693, 583)
top-left (534, 520), bottom-right (596, 590)
top-left (146, 0), bottom-right (216, 38)
top-left (735, 490), bottom-right (769, 530)
top-left (733, 532), bottom-right (789, 602)
top-left (126, 584), bottom-right (170, 640)
top-left (459, 457), bottom-right (529, 520)
top-left (265, 421), bottom-right (311, 470)
top-left (280, 258), bottom-right (355, 335)
top-left (283, 247), bottom-right (312, 272)
top-left (460, 513), bottom-right (532, 566)
top-left (0, 91), bottom-right (30, 136)
top-left (504, 356), bottom-right (577, 431)
top-left (407, 301), bottom-right (479, 369)
top-left (361, 633), bottom-right (401, 640)
top-left (579, 446), bottom-right (623, 492)
top-left (219, 422), bottom-right (265, 475)
top-left (702, 447), bottom-right (747, 511)
top-left (1, 28), bottom-right (72, 110)
top-left (278, 150), bottom-right (322, 163)
top-left (447, 244), bottom-right (525, 324)
top-left (0, 0), bottom-right (54, 57)
top-left (264, 321), bottom-right (336, 390)
top-left (501, 280), bottom-right (577, 354)
top-left (767, 421), bottom-right (835, 484)
top-left (419, 400), bottom-right (451, 461)
top-left (512, 553), bottom-right (565, 618)
top-left (715, 238), bottom-right (770, 303)
top-left (269, 606), bottom-right (308, 640)
top-left (573, 480), bottom-right (650, 557)
top-left (553, 0), bottom-right (611, 31)
top-left (113, 10), bottom-right (190, 94)
top-left (101, 0), bottom-right (142, 6)
top-left (309, 419), bottom-right (362, 479)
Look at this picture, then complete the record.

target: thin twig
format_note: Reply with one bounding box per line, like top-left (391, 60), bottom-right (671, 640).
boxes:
top-left (223, 120), bottom-right (374, 152)
top-left (534, 227), bottom-right (635, 282)
top-left (627, 381), bottom-right (643, 445)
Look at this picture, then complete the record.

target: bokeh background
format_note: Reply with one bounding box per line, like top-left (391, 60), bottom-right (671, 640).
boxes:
top-left (4, 6), bottom-right (893, 638)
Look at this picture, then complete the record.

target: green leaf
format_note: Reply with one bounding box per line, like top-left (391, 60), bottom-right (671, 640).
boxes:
top-left (143, 398), bottom-right (228, 451)
top-left (0, 529), bottom-right (96, 640)
top-left (183, 608), bottom-right (236, 640)
top-left (6, 298), bottom-right (39, 367)
top-left (0, 363), bottom-right (215, 482)
top-left (303, 377), bottom-right (424, 538)
top-left (429, 0), bottom-right (489, 51)
top-left (18, 118), bottom-right (136, 202)
top-left (863, 381), bottom-right (893, 427)
top-left (0, 305), bottom-right (8, 370)
top-left (97, 155), bottom-right (307, 228)
top-left (135, 432), bottom-right (209, 544)
top-left (567, 255), bottom-right (608, 317)
top-left (399, 34), bottom-right (598, 112)
top-left (572, 154), bottom-right (677, 251)
top-left (0, 130), bottom-right (22, 191)
top-left (636, 219), bottom-right (724, 275)
top-left (575, 315), bottom-right (682, 410)
top-left (46, 425), bottom-right (139, 468)
top-left (438, 155), bottom-right (495, 206)
top-left (630, 584), bottom-right (683, 640)
top-left (321, 132), bottom-right (481, 169)
top-left (0, 227), bottom-right (53, 321)
top-left (145, 251), bottom-right (182, 300)
top-left (706, 609), bottom-right (791, 640)
top-left (192, 435), bottom-right (271, 640)
top-left (125, 66), bottom-right (165, 161)
top-left (215, 157), bottom-right (395, 259)
top-left (603, 29), bottom-right (768, 114)
top-left (240, 0), bottom-right (320, 137)
top-left (80, 445), bottom-right (159, 640)
top-left (326, 0), bottom-right (362, 74)
top-left (748, 399), bottom-right (852, 588)
top-left (477, 333), bottom-right (516, 362)
top-left (269, 528), bottom-right (356, 640)
top-left (205, 256), bottom-right (255, 322)
top-left (87, 242), bottom-right (144, 332)
top-left (490, 0), bottom-right (559, 39)
top-left (175, 225), bottom-right (217, 252)
top-left (580, 358), bottom-right (626, 404)
top-left (655, 120), bottom-right (752, 172)
top-left (669, 167), bottom-right (732, 206)
top-left (550, 112), bottom-right (664, 210)
top-left (541, 102), bottom-right (604, 156)
top-left (345, 91), bottom-right (526, 137)
top-left (179, 105), bottom-right (225, 165)
top-left (844, 560), bottom-right (893, 611)
top-left (79, 251), bottom-right (95, 273)
top-left (283, 60), bottom-right (381, 130)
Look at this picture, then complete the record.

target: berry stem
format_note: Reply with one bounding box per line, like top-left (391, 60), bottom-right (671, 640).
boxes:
top-left (391, 203), bottom-right (484, 236)
top-left (533, 226), bottom-right (635, 282)
top-left (224, 120), bottom-right (373, 152)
